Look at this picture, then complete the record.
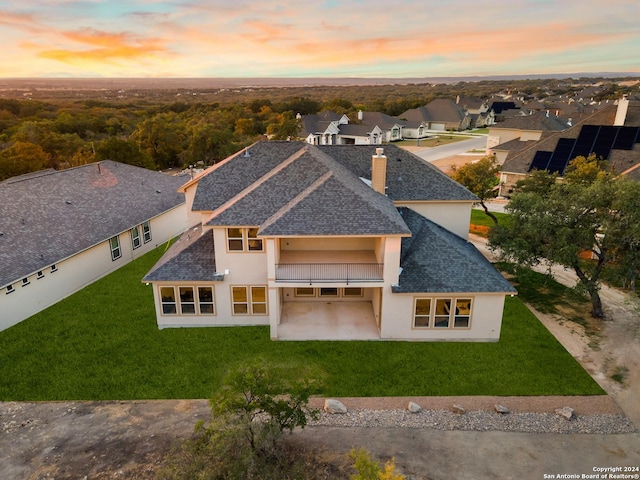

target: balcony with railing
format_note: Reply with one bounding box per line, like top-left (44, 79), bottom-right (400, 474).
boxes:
top-left (275, 250), bottom-right (384, 284)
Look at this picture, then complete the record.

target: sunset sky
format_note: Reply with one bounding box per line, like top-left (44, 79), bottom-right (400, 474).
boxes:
top-left (1, 0), bottom-right (639, 78)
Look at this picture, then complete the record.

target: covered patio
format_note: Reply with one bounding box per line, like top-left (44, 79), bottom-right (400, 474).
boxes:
top-left (276, 301), bottom-right (380, 340)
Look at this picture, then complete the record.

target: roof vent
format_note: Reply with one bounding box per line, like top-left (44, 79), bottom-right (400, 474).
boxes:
top-left (244, 148), bottom-right (251, 157)
top-left (65, 200), bottom-right (72, 204)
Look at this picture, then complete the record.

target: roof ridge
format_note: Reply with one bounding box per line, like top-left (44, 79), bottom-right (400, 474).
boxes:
top-left (206, 145), bottom-right (307, 224)
top-left (258, 170), bottom-right (332, 234)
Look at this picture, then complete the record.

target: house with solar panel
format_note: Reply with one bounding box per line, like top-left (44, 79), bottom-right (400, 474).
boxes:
top-left (498, 96), bottom-right (640, 197)
top-left (143, 142), bottom-right (515, 341)
top-left (0, 162), bottom-right (188, 331)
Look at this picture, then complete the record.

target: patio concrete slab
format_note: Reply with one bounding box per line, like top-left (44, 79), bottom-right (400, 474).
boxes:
top-left (278, 301), bottom-right (380, 340)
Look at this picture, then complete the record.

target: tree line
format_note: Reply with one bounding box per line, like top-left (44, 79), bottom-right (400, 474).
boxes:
top-left (2, 77), bottom-right (637, 180)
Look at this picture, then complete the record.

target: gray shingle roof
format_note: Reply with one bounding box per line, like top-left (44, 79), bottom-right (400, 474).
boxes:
top-left (192, 141), bottom-right (303, 211)
top-left (399, 99), bottom-right (467, 123)
top-left (393, 207), bottom-right (516, 294)
top-left (203, 143), bottom-right (410, 236)
top-left (0, 161), bottom-right (186, 288)
top-left (318, 144), bottom-right (478, 202)
top-left (143, 224), bottom-right (222, 282)
top-left (494, 111), bottom-right (570, 131)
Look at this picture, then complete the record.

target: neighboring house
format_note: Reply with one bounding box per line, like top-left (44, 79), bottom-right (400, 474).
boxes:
top-left (0, 161), bottom-right (188, 331)
top-left (399, 99), bottom-right (471, 131)
top-left (143, 141), bottom-right (515, 342)
top-left (298, 111), bottom-right (349, 145)
top-left (498, 97), bottom-right (640, 196)
top-left (357, 111), bottom-right (405, 142)
top-left (487, 111), bottom-right (570, 164)
top-left (298, 111), bottom-right (382, 145)
top-left (456, 97), bottom-right (495, 128)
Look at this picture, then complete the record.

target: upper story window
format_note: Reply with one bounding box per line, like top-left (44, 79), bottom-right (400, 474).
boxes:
top-left (109, 236), bottom-right (122, 261)
top-left (6, 284), bottom-right (15, 294)
top-left (22, 277), bottom-right (30, 287)
top-left (142, 221), bottom-right (152, 243)
top-left (51, 264), bottom-right (58, 273)
top-left (226, 228), bottom-right (263, 252)
top-left (37, 271), bottom-right (44, 279)
top-left (131, 226), bottom-right (141, 250)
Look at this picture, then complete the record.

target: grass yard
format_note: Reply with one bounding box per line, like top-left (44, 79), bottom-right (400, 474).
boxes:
top-left (470, 208), bottom-right (510, 228)
top-left (0, 246), bottom-right (603, 401)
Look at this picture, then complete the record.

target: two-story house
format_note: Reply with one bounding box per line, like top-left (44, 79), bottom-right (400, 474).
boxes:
top-left (143, 142), bottom-right (515, 341)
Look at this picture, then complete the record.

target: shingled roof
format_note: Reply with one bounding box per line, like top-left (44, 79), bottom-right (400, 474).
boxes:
top-left (502, 105), bottom-right (618, 174)
top-left (393, 208), bottom-right (516, 294)
top-left (318, 144), bottom-right (478, 202)
top-left (0, 161), bottom-right (186, 288)
top-left (493, 111), bottom-right (570, 132)
top-left (198, 142), bottom-right (411, 236)
top-left (143, 224), bottom-right (222, 282)
top-left (399, 99), bottom-right (467, 124)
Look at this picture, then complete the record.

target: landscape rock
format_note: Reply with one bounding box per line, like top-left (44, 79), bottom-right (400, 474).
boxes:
top-left (494, 404), bottom-right (511, 414)
top-left (451, 404), bottom-right (466, 414)
top-left (555, 406), bottom-right (575, 421)
top-left (324, 399), bottom-right (347, 414)
top-left (407, 401), bottom-right (422, 413)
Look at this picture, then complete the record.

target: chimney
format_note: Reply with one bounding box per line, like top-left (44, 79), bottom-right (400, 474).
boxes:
top-left (358, 110), bottom-right (363, 121)
top-left (371, 147), bottom-right (387, 195)
top-left (614, 94), bottom-right (629, 126)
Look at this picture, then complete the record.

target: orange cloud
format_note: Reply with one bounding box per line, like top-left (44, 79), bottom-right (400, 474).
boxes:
top-left (37, 28), bottom-right (170, 65)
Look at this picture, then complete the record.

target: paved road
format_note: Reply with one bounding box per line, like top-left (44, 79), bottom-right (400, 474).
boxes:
top-left (410, 136), bottom-right (487, 162)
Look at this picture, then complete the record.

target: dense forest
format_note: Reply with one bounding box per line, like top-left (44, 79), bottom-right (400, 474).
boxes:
top-left (1, 77), bottom-right (638, 180)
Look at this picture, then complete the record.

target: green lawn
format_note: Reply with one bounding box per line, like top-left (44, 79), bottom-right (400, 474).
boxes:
top-left (470, 208), bottom-right (510, 228)
top-left (0, 246), bottom-right (603, 401)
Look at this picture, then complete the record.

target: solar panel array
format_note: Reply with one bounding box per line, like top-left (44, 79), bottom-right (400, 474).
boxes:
top-left (528, 125), bottom-right (640, 174)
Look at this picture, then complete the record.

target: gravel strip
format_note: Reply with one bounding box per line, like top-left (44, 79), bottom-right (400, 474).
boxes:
top-left (308, 409), bottom-right (637, 434)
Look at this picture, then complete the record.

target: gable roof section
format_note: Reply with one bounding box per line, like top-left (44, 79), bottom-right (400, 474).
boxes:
top-left (393, 208), bottom-right (516, 294)
top-left (318, 144), bottom-right (478, 202)
top-left (0, 161), bottom-right (186, 288)
top-left (200, 142), bottom-right (410, 236)
top-left (359, 111), bottom-right (403, 130)
top-left (143, 224), bottom-right (222, 282)
top-left (192, 141), bottom-right (303, 212)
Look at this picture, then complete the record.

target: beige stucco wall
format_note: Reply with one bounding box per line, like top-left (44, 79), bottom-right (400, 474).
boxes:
top-left (379, 291), bottom-right (507, 341)
top-left (396, 202), bottom-right (473, 239)
top-left (1, 204), bottom-right (187, 332)
top-left (281, 237), bottom-right (376, 251)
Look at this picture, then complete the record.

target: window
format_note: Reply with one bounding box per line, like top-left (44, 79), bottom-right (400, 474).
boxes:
top-left (227, 228), bottom-right (244, 251)
top-left (179, 287), bottom-right (196, 314)
top-left (295, 287), bottom-right (315, 297)
top-left (414, 297), bottom-right (473, 329)
top-left (319, 287), bottom-right (339, 297)
top-left (434, 299), bottom-right (451, 328)
top-left (414, 298), bottom-right (431, 327)
top-left (6, 284), bottom-right (14, 294)
top-left (227, 228), bottom-right (263, 252)
top-left (51, 264), bottom-right (58, 273)
top-left (160, 285), bottom-right (216, 316)
top-left (454, 298), bottom-right (472, 328)
top-left (247, 228), bottom-right (263, 251)
top-left (160, 287), bottom-right (177, 314)
top-left (251, 286), bottom-right (267, 314)
top-left (343, 287), bottom-right (363, 297)
top-left (198, 287), bottom-right (215, 314)
top-left (131, 226), bottom-right (141, 250)
top-left (142, 221), bottom-right (152, 243)
top-left (232, 286), bottom-right (268, 315)
top-left (22, 277), bottom-right (30, 287)
top-left (109, 236), bottom-right (121, 260)
top-left (37, 271), bottom-right (44, 279)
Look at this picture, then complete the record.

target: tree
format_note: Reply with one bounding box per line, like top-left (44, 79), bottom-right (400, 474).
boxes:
top-left (450, 154), bottom-right (501, 224)
top-left (489, 156), bottom-right (639, 318)
top-left (163, 359), bottom-right (322, 479)
top-left (0, 141), bottom-right (50, 180)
